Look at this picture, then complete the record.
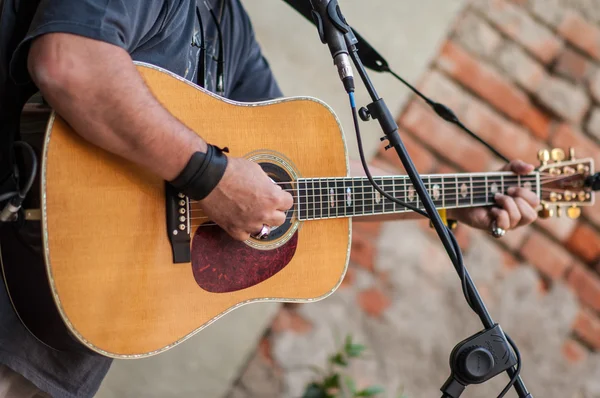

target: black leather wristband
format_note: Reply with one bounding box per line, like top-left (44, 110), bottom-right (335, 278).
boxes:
top-left (169, 145), bottom-right (228, 200)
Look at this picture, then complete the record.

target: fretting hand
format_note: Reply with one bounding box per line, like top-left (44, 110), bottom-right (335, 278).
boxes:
top-left (199, 157), bottom-right (294, 241)
top-left (448, 160), bottom-right (540, 236)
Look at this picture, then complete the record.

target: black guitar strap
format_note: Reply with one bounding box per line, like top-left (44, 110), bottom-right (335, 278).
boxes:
top-left (0, 0), bottom-right (41, 201)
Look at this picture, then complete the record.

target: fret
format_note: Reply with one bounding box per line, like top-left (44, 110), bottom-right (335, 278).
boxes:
top-left (383, 178), bottom-right (395, 213)
top-left (455, 176), bottom-right (459, 207)
top-left (344, 179), bottom-right (354, 216)
top-left (363, 179), bottom-right (374, 215)
top-left (352, 179), bottom-right (364, 217)
top-left (299, 180), bottom-right (307, 221)
top-left (336, 179), bottom-right (346, 217)
top-left (327, 179), bottom-right (337, 218)
top-left (484, 174), bottom-right (489, 202)
top-left (372, 177), bottom-right (384, 215)
top-left (313, 179), bottom-right (323, 220)
top-left (470, 175), bottom-right (474, 206)
top-left (518, 174), bottom-right (521, 189)
top-left (319, 179), bottom-right (329, 219)
top-left (392, 178), bottom-right (397, 213)
top-left (429, 175), bottom-right (444, 209)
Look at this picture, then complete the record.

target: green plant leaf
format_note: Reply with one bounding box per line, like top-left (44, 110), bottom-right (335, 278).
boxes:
top-left (355, 385), bottom-right (385, 397)
top-left (302, 383), bottom-right (329, 398)
top-left (346, 344), bottom-right (366, 358)
top-left (344, 376), bottom-right (357, 394)
top-left (323, 374), bottom-right (340, 389)
top-left (329, 353), bottom-right (348, 367)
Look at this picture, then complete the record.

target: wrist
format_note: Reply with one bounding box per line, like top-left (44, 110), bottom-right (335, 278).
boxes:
top-left (169, 144), bottom-right (229, 200)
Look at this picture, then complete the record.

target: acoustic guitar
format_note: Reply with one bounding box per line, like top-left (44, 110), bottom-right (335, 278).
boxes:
top-left (0, 62), bottom-right (595, 359)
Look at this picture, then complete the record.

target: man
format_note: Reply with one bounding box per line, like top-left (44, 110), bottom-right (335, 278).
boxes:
top-left (0, 0), bottom-right (539, 396)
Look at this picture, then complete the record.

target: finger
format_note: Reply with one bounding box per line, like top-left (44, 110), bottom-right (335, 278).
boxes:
top-left (495, 193), bottom-right (521, 229)
top-left (264, 211), bottom-right (286, 228)
top-left (514, 197), bottom-right (538, 226)
top-left (490, 207), bottom-right (510, 231)
top-left (277, 191), bottom-right (294, 211)
top-left (231, 228), bottom-right (250, 241)
top-left (503, 159), bottom-right (535, 174)
top-left (507, 187), bottom-right (540, 208)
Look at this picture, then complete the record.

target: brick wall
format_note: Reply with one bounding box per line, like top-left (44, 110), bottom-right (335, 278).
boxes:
top-left (352, 0), bottom-right (600, 359)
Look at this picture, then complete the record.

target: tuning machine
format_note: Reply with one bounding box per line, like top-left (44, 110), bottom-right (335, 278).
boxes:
top-left (538, 149), bottom-right (550, 166)
top-left (538, 203), bottom-right (554, 219)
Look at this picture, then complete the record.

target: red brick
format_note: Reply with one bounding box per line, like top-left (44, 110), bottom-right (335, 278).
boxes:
top-left (501, 250), bottom-right (520, 272)
top-left (340, 266), bottom-right (356, 289)
top-left (562, 339), bottom-right (589, 363)
top-left (473, 0), bottom-right (563, 63)
top-left (554, 48), bottom-right (597, 83)
top-left (566, 223), bottom-right (600, 263)
top-left (536, 76), bottom-right (590, 124)
top-left (377, 128), bottom-right (437, 173)
top-left (522, 106), bottom-right (551, 141)
top-left (583, 201), bottom-right (600, 230)
top-left (462, 100), bottom-right (544, 165)
top-left (520, 231), bottom-right (573, 279)
top-left (271, 308), bottom-right (313, 334)
top-left (399, 101), bottom-right (493, 172)
top-left (587, 107), bottom-right (600, 142)
top-left (590, 70), bottom-right (600, 104)
top-left (497, 224), bottom-right (531, 252)
top-left (452, 224), bottom-right (472, 251)
top-left (573, 309), bottom-right (600, 350)
top-left (419, 69), bottom-right (470, 113)
top-left (495, 41), bottom-right (547, 93)
top-left (357, 287), bottom-right (392, 317)
top-left (551, 123), bottom-right (600, 166)
top-left (535, 216), bottom-right (578, 244)
top-left (438, 41), bottom-right (531, 122)
top-left (454, 12), bottom-right (503, 60)
top-left (558, 11), bottom-right (600, 62)
top-left (567, 262), bottom-right (600, 312)
top-left (351, 233), bottom-right (376, 272)
top-left (352, 221), bottom-right (383, 238)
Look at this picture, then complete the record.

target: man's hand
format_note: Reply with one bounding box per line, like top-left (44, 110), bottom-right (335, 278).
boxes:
top-left (200, 158), bottom-right (294, 241)
top-left (449, 160), bottom-right (540, 234)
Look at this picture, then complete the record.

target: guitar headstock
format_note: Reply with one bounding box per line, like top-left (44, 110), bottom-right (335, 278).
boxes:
top-left (537, 148), bottom-right (595, 219)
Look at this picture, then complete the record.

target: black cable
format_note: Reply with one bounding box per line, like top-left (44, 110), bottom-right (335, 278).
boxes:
top-left (208, 2), bottom-right (226, 95)
top-left (384, 67), bottom-right (510, 163)
top-left (0, 192), bottom-right (18, 203)
top-left (13, 142), bottom-right (37, 199)
top-left (195, 6), bottom-right (207, 88)
top-left (348, 91), bottom-right (519, 398)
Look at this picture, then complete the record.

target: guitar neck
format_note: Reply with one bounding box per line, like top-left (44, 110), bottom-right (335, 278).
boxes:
top-left (296, 171), bottom-right (541, 221)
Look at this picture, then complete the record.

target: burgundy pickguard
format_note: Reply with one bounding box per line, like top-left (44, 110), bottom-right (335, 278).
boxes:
top-left (191, 225), bottom-right (298, 293)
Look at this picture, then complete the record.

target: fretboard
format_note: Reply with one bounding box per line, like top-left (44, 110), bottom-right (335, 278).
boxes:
top-left (296, 172), bottom-right (540, 221)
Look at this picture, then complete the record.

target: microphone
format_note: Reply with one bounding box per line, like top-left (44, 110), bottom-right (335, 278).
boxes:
top-left (309, 0), bottom-right (355, 93)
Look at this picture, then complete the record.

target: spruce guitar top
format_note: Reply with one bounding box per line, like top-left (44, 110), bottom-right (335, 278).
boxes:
top-left (0, 63), bottom-right (595, 358)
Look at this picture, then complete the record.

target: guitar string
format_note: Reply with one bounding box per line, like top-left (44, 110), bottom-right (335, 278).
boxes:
top-left (186, 176), bottom-right (551, 204)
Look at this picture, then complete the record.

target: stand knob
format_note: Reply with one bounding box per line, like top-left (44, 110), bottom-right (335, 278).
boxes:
top-left (458, 346), bottom-right (495, 383)
top-left (358, 107), bottom-right (371, 121)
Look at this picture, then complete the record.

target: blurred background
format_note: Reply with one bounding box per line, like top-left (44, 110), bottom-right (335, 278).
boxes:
top-left (97, 0), bottom-right (600, 397)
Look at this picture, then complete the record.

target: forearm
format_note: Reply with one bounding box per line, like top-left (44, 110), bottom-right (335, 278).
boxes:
top-left (28, 33), bottom-right (206, 181)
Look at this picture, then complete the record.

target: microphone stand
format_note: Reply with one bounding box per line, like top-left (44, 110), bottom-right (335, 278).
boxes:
top-left (308, 2), bottom-right (533, 397)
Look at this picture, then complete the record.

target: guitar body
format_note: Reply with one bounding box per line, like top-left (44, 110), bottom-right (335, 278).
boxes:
top-left (0, 63), bottom-right (351, 358)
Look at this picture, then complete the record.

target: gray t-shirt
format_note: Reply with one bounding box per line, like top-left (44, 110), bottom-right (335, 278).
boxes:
top-left (0, 1), bottom-right (282, 397)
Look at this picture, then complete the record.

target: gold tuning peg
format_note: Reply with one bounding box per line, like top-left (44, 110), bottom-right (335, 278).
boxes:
top-left (569, 148), bottom-right (576, 160)
top-left (538, 203), bottom-right (554, 219)
top-left (567, 205), bottom-right (581, 219)
top-left (538, 149), bottom-right (550, 165)
top-left (551, 148), bottom-right (566, 162)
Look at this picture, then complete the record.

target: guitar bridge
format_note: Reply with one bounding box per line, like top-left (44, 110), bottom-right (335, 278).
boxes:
top-left (165, 183), bottom-right (191, 263)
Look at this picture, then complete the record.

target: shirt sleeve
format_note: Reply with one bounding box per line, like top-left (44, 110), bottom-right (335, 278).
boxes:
top-left (10, 0), bottom-right (166, 83)
top-left (228, 1), bottom-right (283, 102)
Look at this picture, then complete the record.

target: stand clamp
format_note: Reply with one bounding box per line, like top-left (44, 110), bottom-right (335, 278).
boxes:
top-left (441, 325), bottom-right (519, 398)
